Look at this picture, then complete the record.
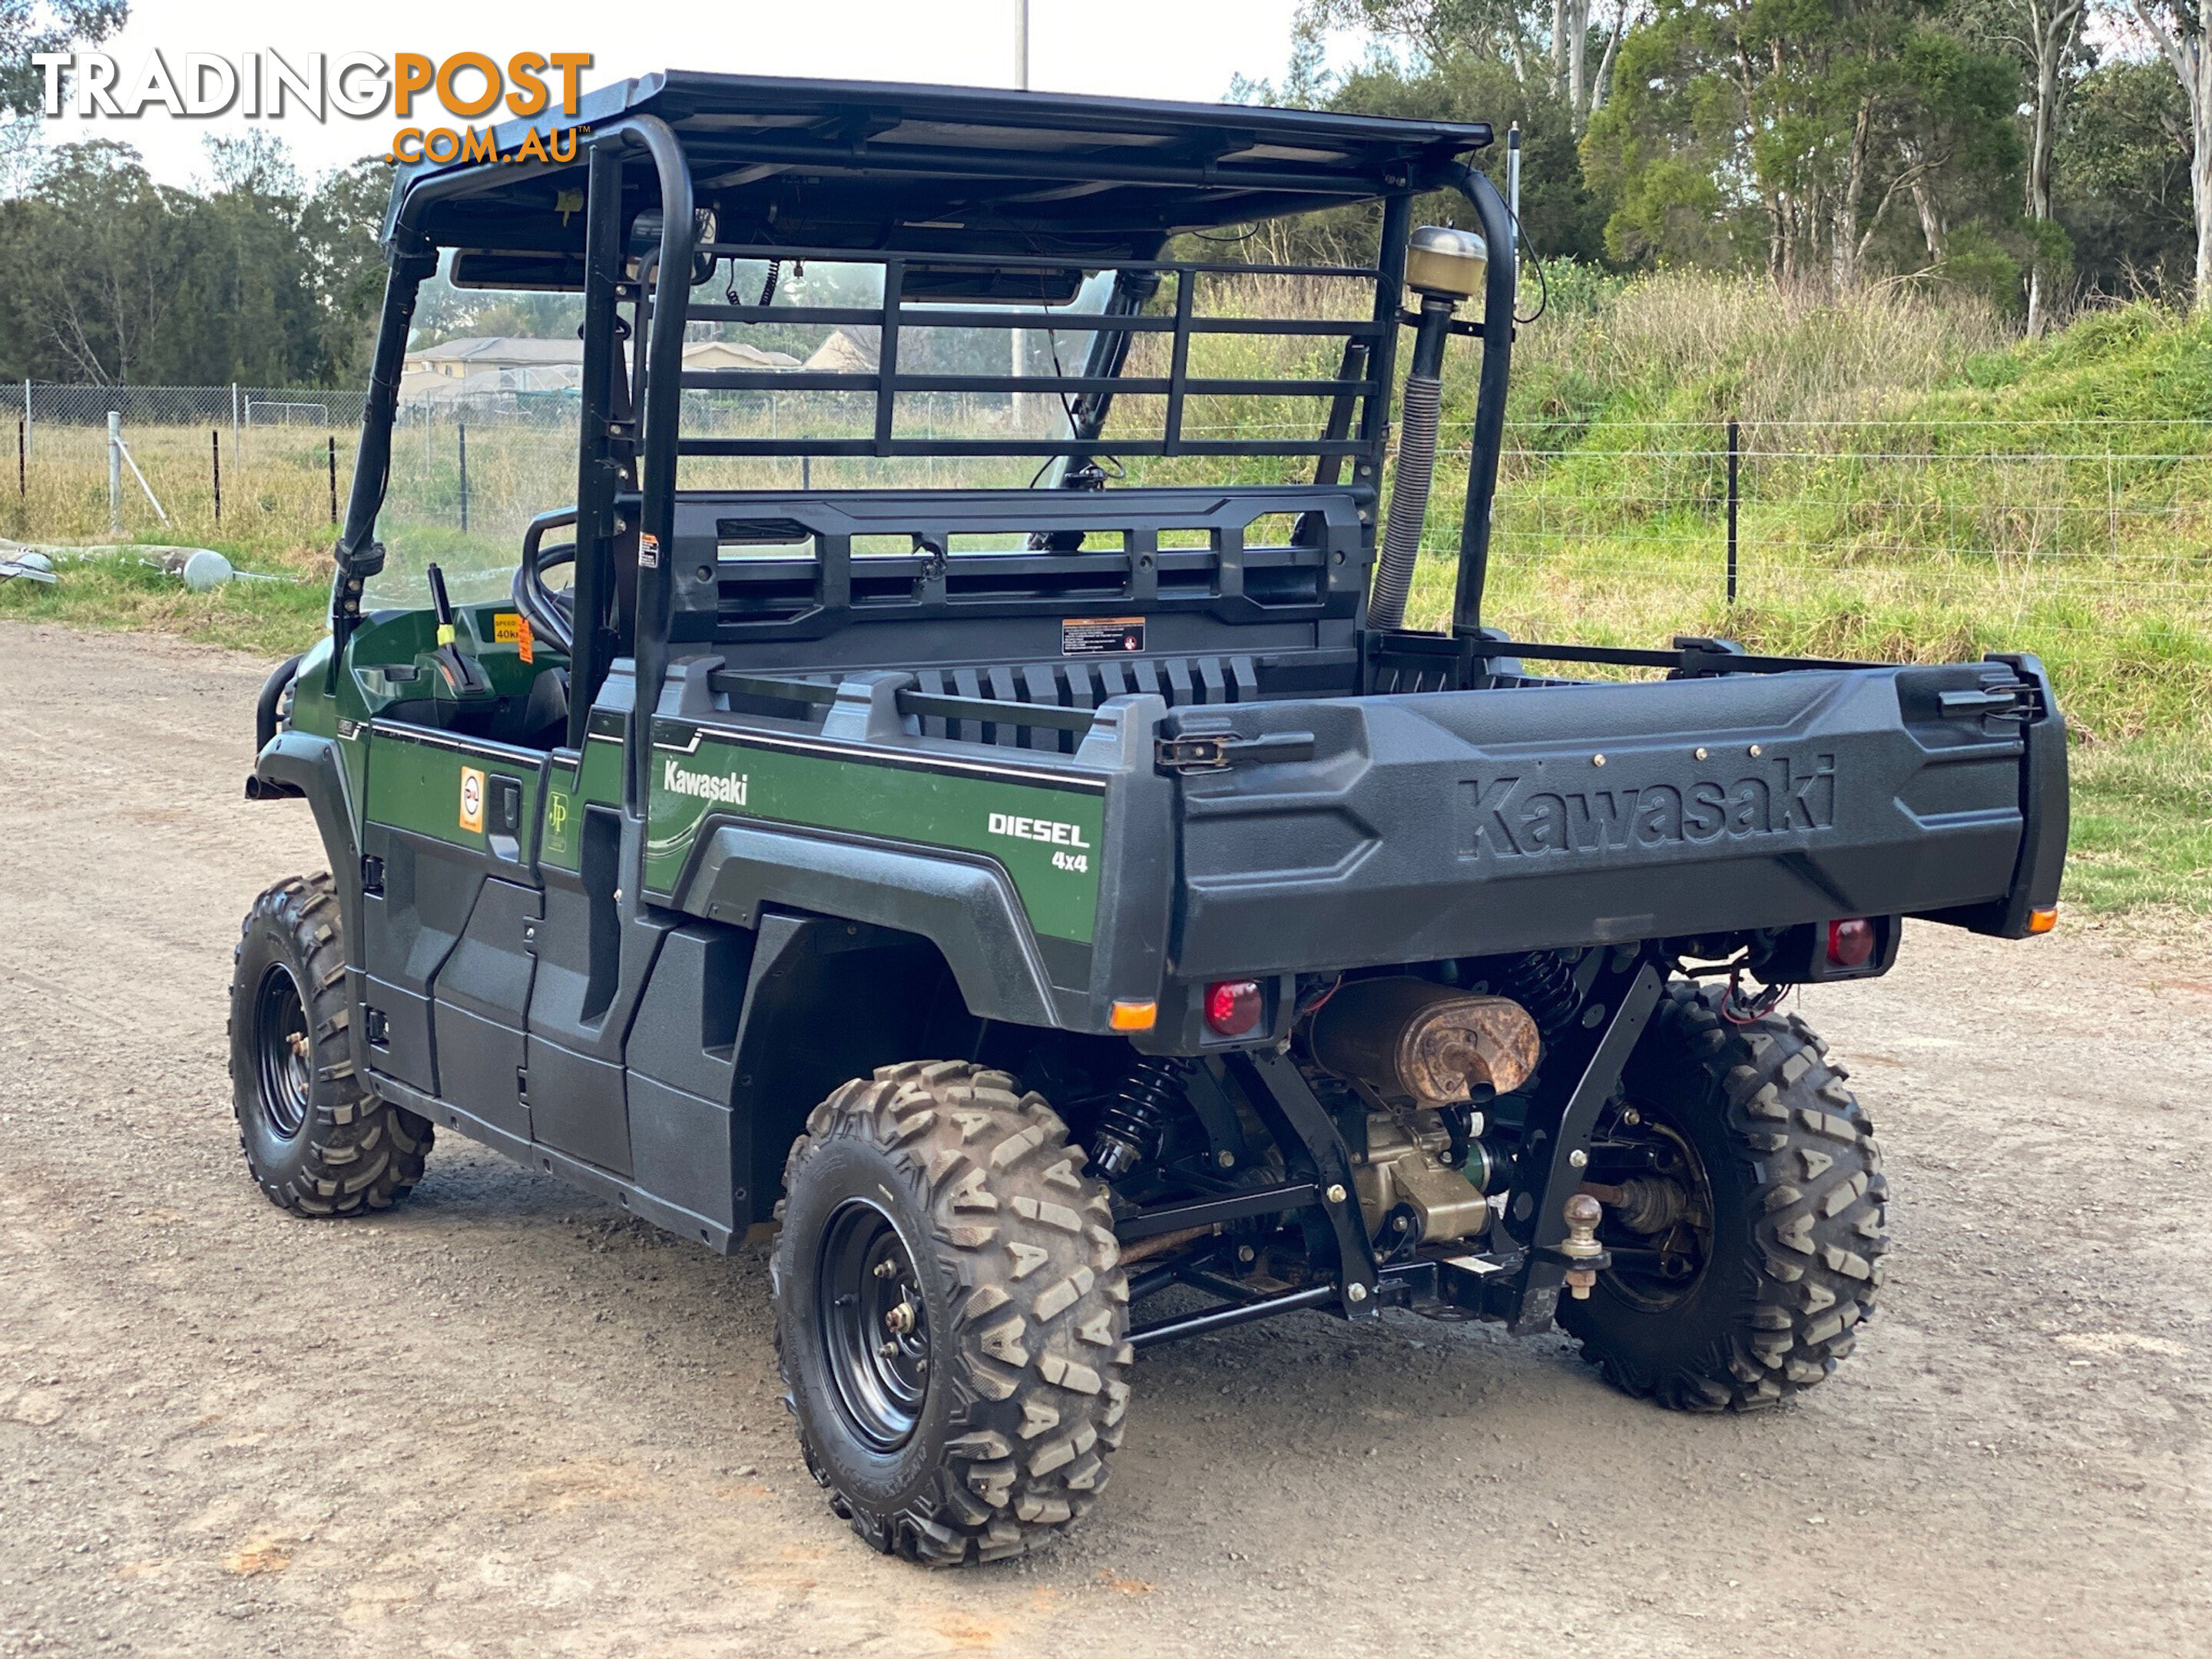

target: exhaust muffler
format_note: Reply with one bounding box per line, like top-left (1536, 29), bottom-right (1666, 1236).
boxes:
top-left (1308, 977), bottom-right (1539, 1106)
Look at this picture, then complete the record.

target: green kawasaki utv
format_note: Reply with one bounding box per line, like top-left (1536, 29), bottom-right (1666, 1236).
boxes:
top-left (233, 73), bottom-right (2068, 1565)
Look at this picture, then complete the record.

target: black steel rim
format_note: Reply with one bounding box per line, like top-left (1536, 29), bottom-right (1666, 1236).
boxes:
top-left (1594, 1106), bottom-right (1713, 1313)
top-left (816, 1199), bottom-right (930, 1452)
top-left (254, 964), bottom-right (313, 1140)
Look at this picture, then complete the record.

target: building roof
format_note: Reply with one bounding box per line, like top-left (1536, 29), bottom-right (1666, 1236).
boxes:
top-left (405, 336), bottom-right (584, 367)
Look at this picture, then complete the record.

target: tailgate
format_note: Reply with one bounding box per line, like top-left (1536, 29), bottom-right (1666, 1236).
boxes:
top-left (1165, 660), bottom-right (2066, 978)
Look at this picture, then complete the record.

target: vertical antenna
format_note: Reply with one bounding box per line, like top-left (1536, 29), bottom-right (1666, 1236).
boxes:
top-left (1012, 0), bottom-right (1032, 424)
top-left (1506, 121), bottom-right (1522, 247)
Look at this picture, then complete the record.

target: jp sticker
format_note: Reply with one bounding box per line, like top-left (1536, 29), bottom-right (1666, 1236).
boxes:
top-left (459, 765), bottom-right (486, 833)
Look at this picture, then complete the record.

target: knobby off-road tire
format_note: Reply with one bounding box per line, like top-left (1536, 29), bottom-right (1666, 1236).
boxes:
top-left (227, 873), bottom-right (432, 1217)
top-left (773, 1061), bottom-right (1131, 1566)
top-left (1561, 981), bottom-right (1887, 1411)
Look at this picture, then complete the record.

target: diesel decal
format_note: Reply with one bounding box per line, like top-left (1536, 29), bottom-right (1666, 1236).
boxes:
top-left (988, 812), bottom-right (1091, 848)
top-left (459, 765), bottom-right (486, 833)
top-left (1459, 754), bottom-right (1836, 859)
top-left (663, 757), bottom-right (749, 806)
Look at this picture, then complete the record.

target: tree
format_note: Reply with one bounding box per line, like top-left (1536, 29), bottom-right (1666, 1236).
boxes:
top-left (2055, 57), bottom-right (2196, 296)
top-left (1583, 1), bottom-right (2020, 292)
top-left (1949, 0), bottom-right (2093, 328)
top-left (2019, 1), bottom-right (2088, 332)
top-left (0, 134), bottom-right (391, 385)
top-left (0, 1), bottom-right (129, 187)
top-left (2127, 2), bottom-right (2212, 309)
top-left (1296, 0), bottom-right (1642, 127)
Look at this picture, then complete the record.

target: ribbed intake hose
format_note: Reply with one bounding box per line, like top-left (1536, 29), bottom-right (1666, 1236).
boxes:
top-left (1369, 373), bottom-right (1440, 630)
top-left (1368, 293), bottom-right (1458, 632)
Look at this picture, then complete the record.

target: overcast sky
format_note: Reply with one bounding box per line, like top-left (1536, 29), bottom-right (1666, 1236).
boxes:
top-left (31, 0), bottom-right (1335, 188)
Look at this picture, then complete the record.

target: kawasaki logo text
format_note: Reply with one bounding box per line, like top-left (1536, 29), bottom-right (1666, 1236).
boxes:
top-left (1457, 755), bottom-right (1836, 859)
top-left (663, 759), bottom-right (749, 806)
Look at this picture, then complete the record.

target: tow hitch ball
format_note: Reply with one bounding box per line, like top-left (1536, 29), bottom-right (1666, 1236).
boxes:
top-left (1558, 1192), bottom-right (1607, 1300)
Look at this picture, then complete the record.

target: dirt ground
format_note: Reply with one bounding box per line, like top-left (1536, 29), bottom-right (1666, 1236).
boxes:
top-left (2, 619), bottom-right (2207, 1659)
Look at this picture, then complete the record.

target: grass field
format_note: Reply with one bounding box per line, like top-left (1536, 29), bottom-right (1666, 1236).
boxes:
top-left (5, 272), bottom-right (2206, 922)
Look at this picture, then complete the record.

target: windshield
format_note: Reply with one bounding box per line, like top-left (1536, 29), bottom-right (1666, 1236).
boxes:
top-left (362, 255), bottom-right (584, 611)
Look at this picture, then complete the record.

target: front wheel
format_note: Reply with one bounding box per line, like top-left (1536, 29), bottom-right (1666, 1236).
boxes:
top-left (227, 874), bottom-right (432, 1217)
top-left (773, 1061), bottom-right (1131, 1565)
top-left (1561, 982), bottom-right (1887, 1411)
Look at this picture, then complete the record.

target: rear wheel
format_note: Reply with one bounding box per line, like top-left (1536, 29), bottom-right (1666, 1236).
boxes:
top-left (773, 1061), bottom-right (1131, 1565)
top-left (227, 874), bottom-right (432, 1217)
top-left (1561, 982), bottom-right (1887, 1410)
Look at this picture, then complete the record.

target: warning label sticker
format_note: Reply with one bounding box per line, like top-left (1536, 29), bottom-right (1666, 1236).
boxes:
top-left (1062, 617), bottom-right (1145, 656)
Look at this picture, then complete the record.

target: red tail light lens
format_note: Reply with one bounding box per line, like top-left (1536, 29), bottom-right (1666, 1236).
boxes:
top-left (1826, 918), bottom-right (1875, 969)
top-left (1204, 979), bottom-right (1263, 1038)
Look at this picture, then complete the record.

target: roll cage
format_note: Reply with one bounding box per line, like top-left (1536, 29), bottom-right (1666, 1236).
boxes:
top-left (329, 73), bottom-right (1518, 768)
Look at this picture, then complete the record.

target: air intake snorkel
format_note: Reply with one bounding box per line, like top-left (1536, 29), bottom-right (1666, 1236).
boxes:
top-left (1366, 224), bottom-right (1487, 631)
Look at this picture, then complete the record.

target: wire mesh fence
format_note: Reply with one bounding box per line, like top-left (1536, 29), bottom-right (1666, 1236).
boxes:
top-left (6, 383), bottom-right (2210, 650)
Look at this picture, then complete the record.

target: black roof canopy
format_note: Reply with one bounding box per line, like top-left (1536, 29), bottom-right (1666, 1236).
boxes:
top-left (391, 71), bottom-right (1492, 265)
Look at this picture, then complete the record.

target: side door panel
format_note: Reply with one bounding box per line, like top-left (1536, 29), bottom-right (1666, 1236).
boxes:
top-left (624, 923), bottom-right (753, 1237)
top-left (432, 878), bottom-right (541, 1141)
top-left (526, 700), bottom-right (664, 1178)
top-left (359, 722), bottom-right (546, 1099)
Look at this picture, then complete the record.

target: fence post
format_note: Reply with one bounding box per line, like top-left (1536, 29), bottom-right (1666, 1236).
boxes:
top-left (21, 379), bottom-right (28, 465)
top-left (17, 417), bottom-right (23, 500)
top-left (458, 419), bottom-right (469, 531)
top-left (212, 429), bottom-right (223, 525)
top-left (1725, 418), bottom-right (1740, 605)
top-left (328, 435), bottom-right (338, 525)
top-left (231, 382), bottom-right (240, 453)
top-left (108, 410), bottom-right (122, 537)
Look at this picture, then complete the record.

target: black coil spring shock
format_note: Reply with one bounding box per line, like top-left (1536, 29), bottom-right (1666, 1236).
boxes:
top-left (1501, 950), bottom-right (1583, 1038)
top-left (1090, 1057), bottom-right (1191, 1182)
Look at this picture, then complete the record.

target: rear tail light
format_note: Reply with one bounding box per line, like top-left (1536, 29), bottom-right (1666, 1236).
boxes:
top-left (1204, 979), bottom-right (1263, 1038)
top-left (1826, 918), bottom-right (1876, 969)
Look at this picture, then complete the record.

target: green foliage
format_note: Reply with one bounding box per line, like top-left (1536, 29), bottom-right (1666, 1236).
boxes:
top-left (2056, 59), bottom-right (2197, 303)
top-left (1929, 222), bottom-right (2023, 313)
top-left (0, 2), bottom-right (127, 118)
top-left (1326, 49), bottom-right (1609, 263)
top-left (1582, 0), bottom-right (2022, 286)
top-left (2068, 730), bottom-right (2212, 919)
top-left (0, 134), bottom-right (389, 386)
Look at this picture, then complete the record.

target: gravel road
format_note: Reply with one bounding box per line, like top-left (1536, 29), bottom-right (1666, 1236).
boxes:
top-left (2, 620), bottom-right (2207, 1659)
